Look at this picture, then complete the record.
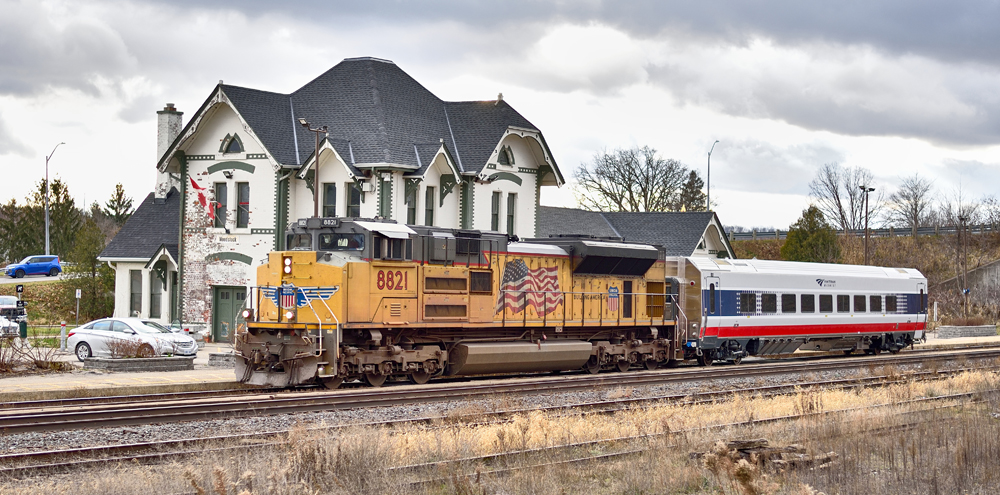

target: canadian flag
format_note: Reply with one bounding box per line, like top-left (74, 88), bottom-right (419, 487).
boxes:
top-left (189, 177), bottom-right (216, 220)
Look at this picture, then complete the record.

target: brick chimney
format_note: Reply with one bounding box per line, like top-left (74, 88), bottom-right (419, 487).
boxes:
top-left (156, 103), bottom-right (183, 198)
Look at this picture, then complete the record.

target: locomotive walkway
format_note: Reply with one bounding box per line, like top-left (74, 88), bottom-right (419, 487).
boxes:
top-left (1, 335), bottom-right (998, 396)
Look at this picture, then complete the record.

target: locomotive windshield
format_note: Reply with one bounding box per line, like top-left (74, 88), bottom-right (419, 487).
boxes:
top-left (287, 233), bottom-right (313, 250)
top-left (319, 233), bottom-right (365, 251)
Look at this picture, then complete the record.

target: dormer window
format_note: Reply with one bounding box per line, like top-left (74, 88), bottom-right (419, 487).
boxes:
top-left (220, 133), bottom-right (244, 154)
top-left (497, 145), bottom-right (514, 167)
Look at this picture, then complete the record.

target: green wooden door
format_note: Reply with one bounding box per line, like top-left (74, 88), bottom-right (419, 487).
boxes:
top-left (213, 286), bottom-right (246, 343)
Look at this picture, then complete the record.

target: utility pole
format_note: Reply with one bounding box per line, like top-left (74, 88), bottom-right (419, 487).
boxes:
top-left (707, 140), bottom-right (719, 211)
top-left (959, 215), bottom-right (969, 318)
top-left (44, 142), bottom-right (66, 255)
top-left (860, 186), bottom-right (875, 264)
top-left (298, 119), bottom-right (328, 218)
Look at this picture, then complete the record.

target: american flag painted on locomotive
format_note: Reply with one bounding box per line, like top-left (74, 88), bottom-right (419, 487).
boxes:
top-left (495, 260), bottom-right (563, 316)
top-left (261, 286), bottom-right (340, 309)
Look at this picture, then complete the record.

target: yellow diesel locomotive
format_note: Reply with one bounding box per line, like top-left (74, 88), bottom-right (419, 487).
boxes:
top-left (235, 218), bottom-right (681, 387)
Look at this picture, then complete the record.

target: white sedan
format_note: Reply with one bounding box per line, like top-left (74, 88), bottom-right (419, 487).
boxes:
top-left (68, 317), bottom-right (199, 361)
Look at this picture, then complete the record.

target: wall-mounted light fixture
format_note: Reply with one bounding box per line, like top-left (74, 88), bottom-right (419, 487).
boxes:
top-left (222, 170), bottom-right (234, 179)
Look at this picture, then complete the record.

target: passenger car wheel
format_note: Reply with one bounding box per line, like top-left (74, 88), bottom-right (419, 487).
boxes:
top-left (75, 342), bottom-right (92, 362)
top-left (15, 269), bottom-right (24, 278)
top-left (138, 344), bottom-right (155, 358)
top-left (48, 268), bottom-right (59, 277)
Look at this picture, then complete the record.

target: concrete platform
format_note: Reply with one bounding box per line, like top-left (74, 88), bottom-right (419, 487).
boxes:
top-left (2, 334), bottom-right (999, 397)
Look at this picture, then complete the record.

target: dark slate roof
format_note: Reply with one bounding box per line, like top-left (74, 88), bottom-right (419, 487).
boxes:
top-left (220, 57), bottom-right (540, 175)
top-left (538, 207), bottom-right (728, 257)
top-left (601, 211), bottom-right (719, 257)
top-left (99, 189), bottom-right (180, 260)
top-left (538, 206), bottom-right (620, 239)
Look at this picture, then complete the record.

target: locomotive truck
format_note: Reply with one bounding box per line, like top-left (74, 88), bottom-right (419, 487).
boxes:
top-left (234, 218), bottom-right (927, 387)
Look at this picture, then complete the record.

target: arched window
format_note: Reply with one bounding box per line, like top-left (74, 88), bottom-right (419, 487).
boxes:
top-left (219, 133), bottom-right (244, 154)
top-left (497, 145), bottom-right (514, 166)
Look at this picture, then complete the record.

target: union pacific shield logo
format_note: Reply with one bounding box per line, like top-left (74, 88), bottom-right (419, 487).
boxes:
top-left (261, 285), bottom-right (339, 308)
top-left (608, 286), bottom-right (619, 312)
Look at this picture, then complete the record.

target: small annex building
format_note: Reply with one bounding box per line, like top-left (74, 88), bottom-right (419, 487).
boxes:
top-left (99, 57), bottom-right (564, 341)
top-left (537, 206), bottom-right (735, 258)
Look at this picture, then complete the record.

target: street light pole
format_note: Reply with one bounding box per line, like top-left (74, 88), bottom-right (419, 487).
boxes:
top-left (298, 119), bottom-right (328, 218)
top-left (707, 140), bottom-right (719, 211)
top-left (44, 142), bottom-right (66, 256)
top-left (860, 185), bottom-right (875, 264)
top-left (959, 215), bottom-right (969, 318)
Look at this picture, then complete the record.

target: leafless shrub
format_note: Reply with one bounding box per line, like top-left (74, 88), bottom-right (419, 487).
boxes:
top-left (106, 337), bottom-right (148, 358)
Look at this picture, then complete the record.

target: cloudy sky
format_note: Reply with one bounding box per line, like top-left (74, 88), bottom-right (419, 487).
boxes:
top-left (3, 0), bottom-right (1000, 229)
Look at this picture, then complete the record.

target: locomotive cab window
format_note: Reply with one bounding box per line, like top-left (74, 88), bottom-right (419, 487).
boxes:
top-left (373, 236), bottom-right (412, 260)
top-left (319, 233), bottom-right (365, 251)
top-left (819, 294), bottom-right (833, 313)
top-left (739, 293), bottom-right (756, 314)
top-left (801, 294), bottom-right (815, 313)
top-left (886, 295), bottom-right (898, 312)
top-left (761, 293), bottom-right (777, 313)
top-left (288, 233), bottom-right (313, 250)
top-left (870, 295), bottom-right (882, 312)
top-left (837, 295), bottom-right (850, 313)
top-left (781, 294), bottom-right (796, 313)
top-left (854, 295), bottom-right (866, 312)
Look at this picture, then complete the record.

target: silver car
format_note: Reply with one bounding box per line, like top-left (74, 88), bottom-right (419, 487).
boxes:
top-left (68, 317), bottom-right (199, 361)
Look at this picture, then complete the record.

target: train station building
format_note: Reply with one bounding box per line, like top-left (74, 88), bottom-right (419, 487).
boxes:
top-left (98, 57), bottom-right (733, 342)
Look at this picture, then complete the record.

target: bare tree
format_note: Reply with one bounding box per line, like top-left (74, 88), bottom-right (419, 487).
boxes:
top-left (887, 174), bottom-right (935, 237)
top-left (808, 163), bottom-right (884, 232)
top-left (574, 146), bottom-right (688, 212)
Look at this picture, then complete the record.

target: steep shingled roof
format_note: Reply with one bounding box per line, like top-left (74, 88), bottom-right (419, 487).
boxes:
top-left (220, 57), bottom-right (540, 175)
top-left (537, 207), bottom-right (728, 257)
top-left (98, 189), bottom-right (180, 261)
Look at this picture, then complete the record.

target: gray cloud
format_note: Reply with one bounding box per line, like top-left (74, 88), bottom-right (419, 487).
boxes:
top-left (712, 139), bottom-right (846, 195)
top-left (0, 113), bottom-right (31, 157)
top-left (0, 1), bottom-right (137, 97)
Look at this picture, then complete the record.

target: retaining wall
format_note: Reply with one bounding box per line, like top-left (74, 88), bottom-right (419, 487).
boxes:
top-left (936, 325), bottom-right (998, 339)
top-left (83, 356), bottom-right (195, 372)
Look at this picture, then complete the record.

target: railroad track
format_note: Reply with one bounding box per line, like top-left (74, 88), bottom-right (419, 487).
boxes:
top-left (1, 348), bottom-right (997, 436)
top-left (1, 361), bottom-right (996, 479)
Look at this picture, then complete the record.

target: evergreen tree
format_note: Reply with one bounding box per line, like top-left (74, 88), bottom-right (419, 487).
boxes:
top-left (103, 183), bottom-right (134, 225)
top-left (28, 178), bottom-right (82, 259)
top-left (0, 199), bottom-right (42, 263)
top-left (677, 170), bottom-right (707, 211)
top-left (780, 205), bottom-right (841, 263)
top-left (64, 217), bottom-right (115, 321)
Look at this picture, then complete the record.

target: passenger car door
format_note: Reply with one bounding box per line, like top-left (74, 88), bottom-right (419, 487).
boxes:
top-left (703, 276), bottom-right (721, 337)
top-left (25, 257), bottom-right (43, 275)
top-left (87, 320), bottom-right (114, 356)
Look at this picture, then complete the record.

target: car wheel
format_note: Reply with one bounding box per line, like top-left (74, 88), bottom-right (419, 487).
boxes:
top-left (75, 342), bottom-right (92, 362)
top-left (48, 268), bottom-right (59, 277)
top-left (15, 269), bottom-right (25, 278)
top-left (138, 344), bottom-right (155, 358)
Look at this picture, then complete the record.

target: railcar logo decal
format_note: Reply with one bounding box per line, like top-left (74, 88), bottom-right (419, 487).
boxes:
top-left (816, 278), bottom-right (836, 287)
top-left (496, 260), bottom-right (563, 315)
top-left (262, 285), bottom-right (340, 309)
top-left (608, 286), bottom-right (619, 312)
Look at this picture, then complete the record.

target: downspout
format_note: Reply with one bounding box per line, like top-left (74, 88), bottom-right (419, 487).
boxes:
top-left (177, 152), bottom-right (187, 324)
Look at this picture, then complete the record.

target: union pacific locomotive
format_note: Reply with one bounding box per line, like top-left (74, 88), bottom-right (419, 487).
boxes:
top-left (234, 218), bottom-right (928, 387)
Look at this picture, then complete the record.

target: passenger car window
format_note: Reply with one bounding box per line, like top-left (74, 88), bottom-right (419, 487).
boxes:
top-left (886, 295), bottom-right (897, 312)
top-left (92, 321), bottom-right (112, 331)
top-left (111, 321), bottom-right (132, 333)
top-left (854, 295), bottom-right (866, 312)
top-left (739, 293), bottom-right (756, 314)
top-left (870, 295), bottom-right (882, 312)
top-left (819, 295), bottom-right (833, 313)
top-left (761, 293), bottom-right (777, 313)
top-left (781, 294), bottom-right (796, 313)
top-left (801, 294), bottom-right (815, 313)
top-left (837, 295), bottom-right (850, 313)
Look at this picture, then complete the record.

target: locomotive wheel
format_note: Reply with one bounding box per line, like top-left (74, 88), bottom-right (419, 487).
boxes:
top-left (644, 359), bottom-right (658, 371)
top-left (585, 357), bottom-right (601, 374)
top-left (409, 371), bottom-right (432, 385)
top-left (363, 373), bottom-right (387, 387)
top-left (729, 356), bottom-right (743, 365)
top-left (616, 360), bottom-right (631, 372)
top-left (320, 376), bottom-right (344, 389)
top-left (696, 354), bottom-right (713, 366)
top-left (844, 349), bottom-right (854, 355)
top-left (889, 347), bottom-right (901, 355)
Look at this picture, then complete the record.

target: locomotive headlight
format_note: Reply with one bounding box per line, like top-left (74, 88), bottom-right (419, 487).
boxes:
top-left (285, 310), bottom-right (295, 320)
top-left (283, 256), bottom-right (292, 274)
top-left (283, 265), bottom-right (292, 274)
top-left (242, 309), bottom-right (252, 319)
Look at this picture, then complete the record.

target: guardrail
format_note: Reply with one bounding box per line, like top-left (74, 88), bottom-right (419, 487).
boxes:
top-left (728, 224), bottom-right (997, 241)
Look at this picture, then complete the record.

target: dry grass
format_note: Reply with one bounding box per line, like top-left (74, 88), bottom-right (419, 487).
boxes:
top-left (6, 371), bottom-right (1000, 494)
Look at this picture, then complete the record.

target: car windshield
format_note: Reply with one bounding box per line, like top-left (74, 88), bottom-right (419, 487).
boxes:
top-left (0, 296), bottom-right (16, 306)
top-left (134, 323), bottom-right (172, 334)
top-left (18, 256), bottom-right (33, 264)
top-left (142, 320), bottom-right (171, 332)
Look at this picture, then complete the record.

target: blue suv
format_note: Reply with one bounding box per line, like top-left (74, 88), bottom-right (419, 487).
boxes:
top-left (5, 255), bottom-right (62, 278)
